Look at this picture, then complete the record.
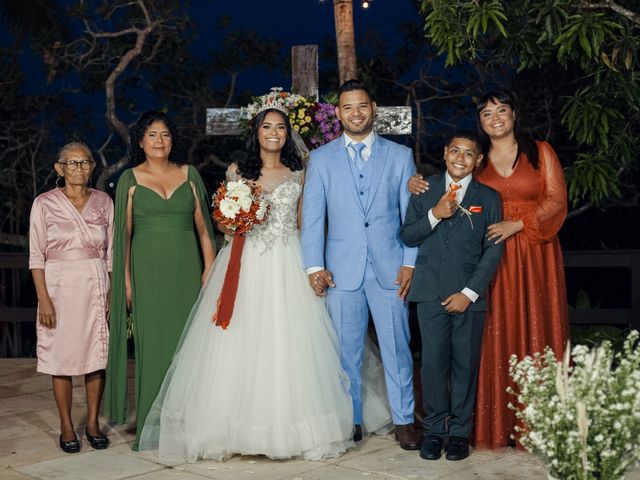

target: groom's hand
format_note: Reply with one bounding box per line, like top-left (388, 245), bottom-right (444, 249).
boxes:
top-left (395, 266), bottom-right (414, 300)
top-left (308, 269), bottom-right (335, 296)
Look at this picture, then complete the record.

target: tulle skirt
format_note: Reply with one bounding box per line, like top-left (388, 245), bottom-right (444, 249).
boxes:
top-left (139, 234), bottom-right (391, 463)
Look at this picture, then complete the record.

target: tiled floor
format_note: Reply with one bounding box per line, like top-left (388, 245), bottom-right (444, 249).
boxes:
top-left (1, 359), bottom-right (638, 480)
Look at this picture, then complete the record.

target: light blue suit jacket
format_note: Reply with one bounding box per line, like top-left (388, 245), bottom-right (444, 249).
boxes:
top-left (301, 135), bottom-right (418, 291)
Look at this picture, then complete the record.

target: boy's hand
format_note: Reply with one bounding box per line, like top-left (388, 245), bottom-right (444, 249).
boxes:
top-left (432, 192), bottom-right (457, 220)
top-left (441, 292), bottom-right (471, 314)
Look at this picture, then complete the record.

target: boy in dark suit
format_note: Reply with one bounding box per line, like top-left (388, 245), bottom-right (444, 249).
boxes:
top-left (399, 130), bottom-right (504, 461)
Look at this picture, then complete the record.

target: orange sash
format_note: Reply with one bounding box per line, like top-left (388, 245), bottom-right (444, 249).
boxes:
top-left (212, 235), bottom-right (245, 329)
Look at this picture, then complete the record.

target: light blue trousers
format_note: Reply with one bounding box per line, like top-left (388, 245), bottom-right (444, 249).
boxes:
top-left (327, 261), bottom-right (415, 425)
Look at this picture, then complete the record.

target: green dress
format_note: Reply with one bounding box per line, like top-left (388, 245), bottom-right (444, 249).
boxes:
top-left (104, 166), bottom-right (215, 450)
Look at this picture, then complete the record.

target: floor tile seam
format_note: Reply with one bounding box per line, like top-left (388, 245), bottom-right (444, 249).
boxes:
top-left (327, 462), bottom-right (416, 479)
top-left (5, 465), bottom-right (43, 480)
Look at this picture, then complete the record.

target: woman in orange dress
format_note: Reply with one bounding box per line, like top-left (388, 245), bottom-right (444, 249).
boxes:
top-left (473, 90), bottom-right (569, 448)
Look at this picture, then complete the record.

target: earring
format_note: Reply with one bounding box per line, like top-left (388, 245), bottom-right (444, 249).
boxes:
top-left (56, 175), bottom-right (63, 188)
top-left (87, 177), bottom-right (93, 189)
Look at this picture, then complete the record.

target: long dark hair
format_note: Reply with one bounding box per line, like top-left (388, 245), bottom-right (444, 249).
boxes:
top-left (128, 110), bottom-right (184, 166)
top-left (476, 90), bottom-right (539, 170)
top-left (237, 108), bottom-right (304, 181)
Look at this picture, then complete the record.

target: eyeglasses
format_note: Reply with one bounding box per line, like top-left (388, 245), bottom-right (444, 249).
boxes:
top-left (58, 160), bottom-right (94, 171)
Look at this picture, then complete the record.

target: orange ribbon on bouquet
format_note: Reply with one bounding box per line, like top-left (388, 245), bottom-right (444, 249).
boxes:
top-left (212, 235), bottom-right (246, 329)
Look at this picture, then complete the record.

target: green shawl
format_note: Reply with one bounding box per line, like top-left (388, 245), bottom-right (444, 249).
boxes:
top-left (104, 166), bottom-right (216, 423)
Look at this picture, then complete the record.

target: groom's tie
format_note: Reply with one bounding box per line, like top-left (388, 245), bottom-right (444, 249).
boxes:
top-left (350, 142), bottom-right (366, 170)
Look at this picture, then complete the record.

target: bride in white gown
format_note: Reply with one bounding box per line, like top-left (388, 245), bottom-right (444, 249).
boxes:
top-left (139, 107), bottom-right (391, 463)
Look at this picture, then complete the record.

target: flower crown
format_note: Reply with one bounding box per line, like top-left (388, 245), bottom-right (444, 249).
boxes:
top-left (243, 87), bottom-right (306, 120)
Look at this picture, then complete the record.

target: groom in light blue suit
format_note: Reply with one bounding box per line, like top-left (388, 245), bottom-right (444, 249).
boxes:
top-left (301, 80), bottom-right (421, 450)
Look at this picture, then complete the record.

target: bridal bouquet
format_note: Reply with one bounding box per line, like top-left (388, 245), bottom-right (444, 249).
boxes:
top-left (212, 179), bottom-right (269, 235)
top-left (508, 330), bottom-right (640, 480)
top-left (211, 179), bottom-right (269, 330)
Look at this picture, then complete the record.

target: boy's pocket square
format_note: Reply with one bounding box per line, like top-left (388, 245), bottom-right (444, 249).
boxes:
top-left (469, 206), bottom-right (482, 213)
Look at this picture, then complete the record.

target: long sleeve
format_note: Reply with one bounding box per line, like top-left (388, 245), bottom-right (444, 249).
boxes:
top-left (104, 169), bottom-right (135, 423)
top-left (399, 151), bottom-right (419, 266)
top-left (399, 193), bottom-right (434, 248)
top-left (300, 155), bottom-right (327, 270)
top-left (520, 142), bottom-right (568, 243)
top-left (29, 197), bottom-right (47, 269)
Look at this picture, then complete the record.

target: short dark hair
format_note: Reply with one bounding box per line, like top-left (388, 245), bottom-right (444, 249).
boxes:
top-left (338, 79), bottom-right (373, 102)
top-left (446, 130), bottom-right (482, 152)
top-left (128, 110), bottom-right (184, 166)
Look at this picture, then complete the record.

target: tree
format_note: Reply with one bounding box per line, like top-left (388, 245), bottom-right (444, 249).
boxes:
top-left (334, 0), bottom-right (358, 83)
top-left (420, 0), bottom-right (640, 210)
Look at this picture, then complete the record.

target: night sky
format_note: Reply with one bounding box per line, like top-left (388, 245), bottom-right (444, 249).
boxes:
top-left (190, 0), bottom-right (420, 92)
top-left (1, 1), bottom-right (422, 99)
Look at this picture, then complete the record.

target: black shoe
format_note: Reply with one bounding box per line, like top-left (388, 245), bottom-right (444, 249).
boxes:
top-left (85, 429), bottom-right (110, 450)
top-left (446, 436), bottom-right (470, 461)
top-left (419, 434), bottom-right (444, 460)
top-left (353, 424), bottom-right (363, 442)
top-left (59, 434), bottom-right (81, 453)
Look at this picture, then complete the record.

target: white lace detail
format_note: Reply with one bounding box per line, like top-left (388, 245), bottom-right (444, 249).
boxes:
top-left (246, 171), bottom-right (302, 252)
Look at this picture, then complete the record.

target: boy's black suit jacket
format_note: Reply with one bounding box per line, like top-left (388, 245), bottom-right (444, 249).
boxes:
top-left (400, 173), bottom-right (504, 312)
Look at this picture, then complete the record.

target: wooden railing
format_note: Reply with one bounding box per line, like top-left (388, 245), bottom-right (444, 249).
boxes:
top-left (1, 250), bottom-right (639, 356)
top-left (563, 250), bottom-right (639, 330)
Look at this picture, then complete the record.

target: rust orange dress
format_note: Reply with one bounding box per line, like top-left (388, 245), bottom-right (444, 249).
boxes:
top-left (473, 140), bottom-right (569, 449)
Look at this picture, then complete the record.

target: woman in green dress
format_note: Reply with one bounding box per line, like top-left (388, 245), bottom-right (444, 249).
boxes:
top-left (105, 111), bottom-right (216, 450)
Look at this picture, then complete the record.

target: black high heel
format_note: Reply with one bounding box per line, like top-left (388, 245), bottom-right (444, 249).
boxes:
top-left (85, 429), bottom-right (109, 449)
top-left (59, 434), bottom-right (81, 453)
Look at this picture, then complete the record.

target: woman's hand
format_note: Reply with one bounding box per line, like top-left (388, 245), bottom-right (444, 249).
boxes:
top-left (408, 174), bottom-right (430, 195)
top-left (38, 297), bottom-right (57, 329)
top-left (487, 220), bottom-right (523, 243)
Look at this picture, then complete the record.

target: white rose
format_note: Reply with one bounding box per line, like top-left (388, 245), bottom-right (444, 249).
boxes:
top-left (256, 200), bottom-right (267, 220)
top-left (219, 198), bottom-right (241, 219)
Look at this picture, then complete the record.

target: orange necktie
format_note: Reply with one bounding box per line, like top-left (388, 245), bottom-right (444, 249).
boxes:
top-left (448, 182), bottom-right (461, 200)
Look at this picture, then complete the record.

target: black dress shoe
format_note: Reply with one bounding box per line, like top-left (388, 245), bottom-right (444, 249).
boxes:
top-left (420, 434), bottom-right (444, 460)
top-left (85, 429), bottom-right (110, 450)
top-left (353, 424), bottom-right (363, 442)
top-left (446, 436), bottom-right (470, 461)
top-left (59, 434), bottom-right (81, 453)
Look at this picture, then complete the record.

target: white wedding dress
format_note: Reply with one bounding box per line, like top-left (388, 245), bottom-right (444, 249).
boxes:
top-left (139, 169), bottom-right (391, 463)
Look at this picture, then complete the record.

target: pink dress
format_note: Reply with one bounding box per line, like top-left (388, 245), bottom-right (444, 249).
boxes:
top-left (29, 189), bottom-right (114, 375)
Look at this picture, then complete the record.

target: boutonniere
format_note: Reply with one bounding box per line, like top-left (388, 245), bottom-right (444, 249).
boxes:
top-left (447, 185), bottom-right (480, 229)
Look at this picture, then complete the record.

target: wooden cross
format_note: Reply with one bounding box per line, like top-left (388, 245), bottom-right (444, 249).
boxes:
top-left (206, 45), bottom-right (412, 137)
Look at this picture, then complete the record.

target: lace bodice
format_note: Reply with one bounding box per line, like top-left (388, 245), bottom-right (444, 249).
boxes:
top-left (226, 165), bottom-right (302, 251)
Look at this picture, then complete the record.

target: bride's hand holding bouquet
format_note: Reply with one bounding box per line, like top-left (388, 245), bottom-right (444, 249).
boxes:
top-left (212, 179), bottom-right (269, 236)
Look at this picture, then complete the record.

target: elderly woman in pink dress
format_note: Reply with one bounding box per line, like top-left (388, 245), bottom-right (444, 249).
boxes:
top-left (29, 142), bottom-right (114, 453)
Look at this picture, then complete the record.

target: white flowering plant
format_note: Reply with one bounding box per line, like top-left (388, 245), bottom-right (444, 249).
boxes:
top-left (508, 330), bottom-right (640, 480)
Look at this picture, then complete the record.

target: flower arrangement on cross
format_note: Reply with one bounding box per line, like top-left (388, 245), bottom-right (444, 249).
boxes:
top-left (243, 87), bottom-right (342, 152)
